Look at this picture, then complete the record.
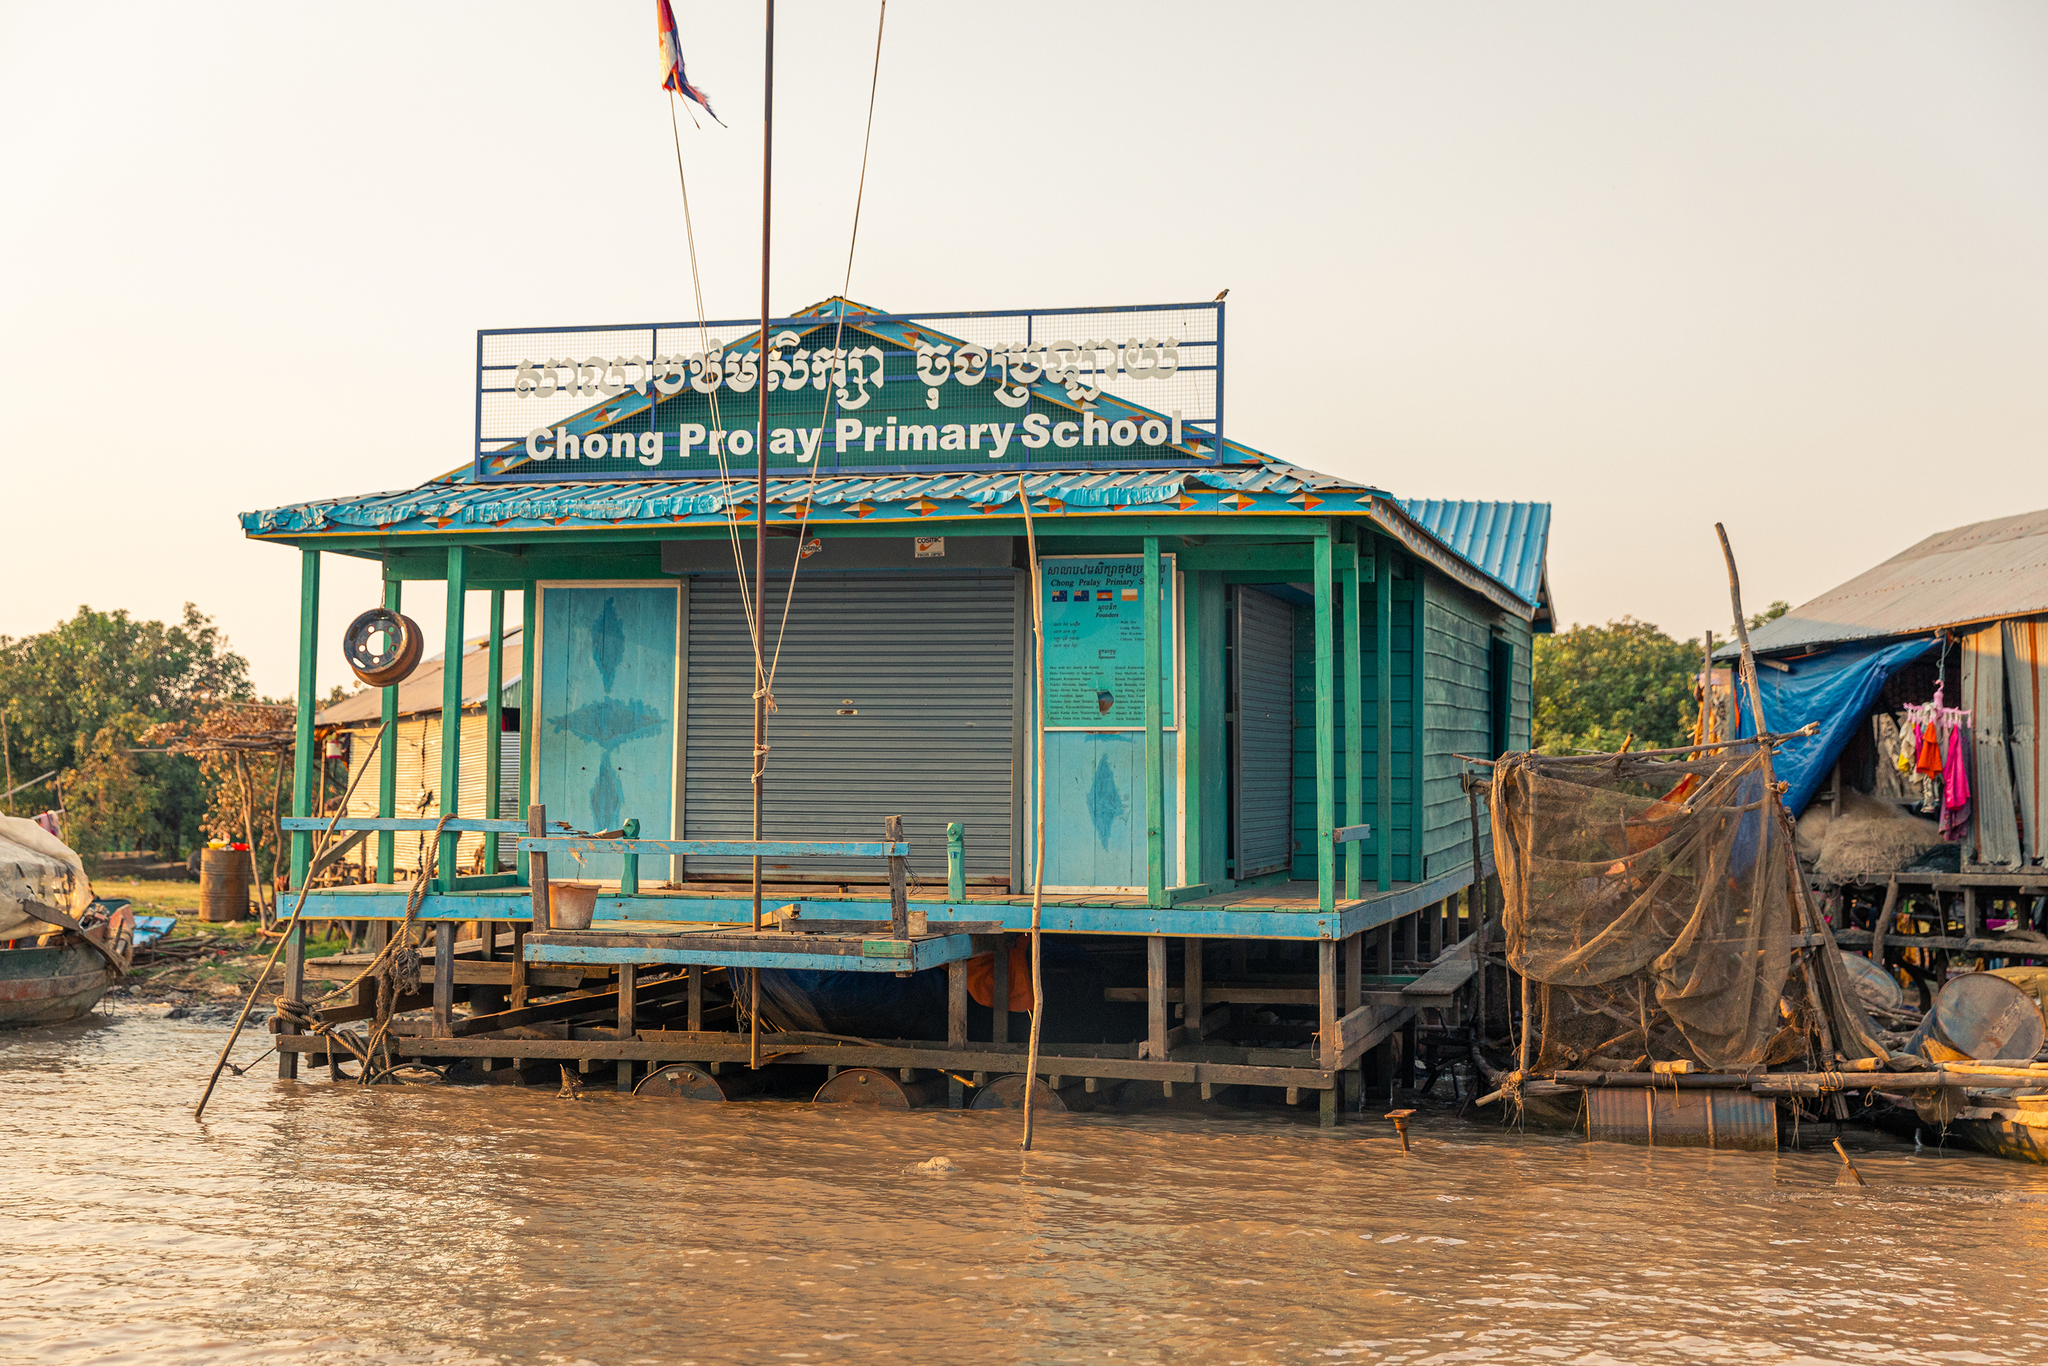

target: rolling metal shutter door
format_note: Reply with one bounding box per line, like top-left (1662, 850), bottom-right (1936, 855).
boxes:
top-left (1235, 588), bottom-right (1294, 878)
top-left (685, 571), bottom-right (1018, 883)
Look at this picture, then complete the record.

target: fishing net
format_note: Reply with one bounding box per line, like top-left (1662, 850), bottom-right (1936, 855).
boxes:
top-left (1494, 742), bottom-right (1883, 1073)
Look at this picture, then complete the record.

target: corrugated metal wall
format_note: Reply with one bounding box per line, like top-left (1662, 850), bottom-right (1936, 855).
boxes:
top-left (683, 571), bottom-right (1019, 883)
top-left (1962, 625), bottom-right (2023, 867)
top-left (2005, 616), bottom-right (2048, 863)
top-left (1234, 588), bottom-right (1294, 878)
top-left (343, 712), bottom-right (519, 873)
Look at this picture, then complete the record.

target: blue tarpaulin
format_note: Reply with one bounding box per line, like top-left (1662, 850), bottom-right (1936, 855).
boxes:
top-left (1734, 636), bottom-right (1938, 816)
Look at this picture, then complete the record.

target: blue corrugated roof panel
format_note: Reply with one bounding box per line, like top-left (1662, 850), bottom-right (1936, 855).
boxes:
top-left (239, 467), bottom-right (1551, 620)
top-left (1397, 499), bottom-right (1551, 609)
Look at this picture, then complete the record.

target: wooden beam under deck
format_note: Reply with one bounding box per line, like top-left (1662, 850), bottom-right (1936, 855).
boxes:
top-left (270, 1032), bottom-right (1346, 1091)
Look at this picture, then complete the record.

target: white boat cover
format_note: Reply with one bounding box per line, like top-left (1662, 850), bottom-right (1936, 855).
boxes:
top-left (0, 815), bottom-right (93, 942)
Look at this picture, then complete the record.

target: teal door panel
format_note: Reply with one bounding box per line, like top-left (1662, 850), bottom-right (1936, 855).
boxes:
top-left (536, 585), bottom-right (677, 881)
top-left (1037, 731), bottom-right (1178, 890)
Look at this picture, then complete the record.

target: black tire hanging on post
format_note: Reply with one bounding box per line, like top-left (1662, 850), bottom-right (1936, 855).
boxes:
top-left (344, 609), bottom-right (424, 688)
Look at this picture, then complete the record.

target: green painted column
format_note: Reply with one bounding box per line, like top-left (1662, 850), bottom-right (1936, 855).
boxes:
top-left (1314, 532), bottom-right (1336, 915)
top-left (517, 583), bottom-right (537, 883)
top-left (1143, 537), bottom-right (1164, 906)
top-left (1342, 538), bottom-right (1363, 902)
top-left (483, 589), bottom-right (505, 873)
top-left (290, 549), bottom-right (321, 891)
top-left (376, 577), bottom-right (401, 883)
top-left (1180, 561), bottom-right (1203, 886)
top-left (1376, 537), bottom-right (1394, 893)
top-left (1410, 567), bottom-right (1428, 884)
top-left (439, 546), bottom-right (468, 892)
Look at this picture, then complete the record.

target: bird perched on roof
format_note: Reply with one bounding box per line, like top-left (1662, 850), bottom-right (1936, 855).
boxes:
top-left (1214, 288), bottom-right (1229, 301)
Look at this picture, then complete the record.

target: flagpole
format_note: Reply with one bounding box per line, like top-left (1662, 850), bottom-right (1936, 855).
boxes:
top-left (750, 0), bottom-right (775, 1065)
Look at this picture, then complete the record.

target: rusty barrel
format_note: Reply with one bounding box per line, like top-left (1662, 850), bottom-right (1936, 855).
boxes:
top-left (198, 848), bottom-right (252, 922)
top-left (634, 1062), bottom-right (763, 1102)
top-left (969, 1073), bottom-right (1083, 1113)
top-left (813, 1068), bottom-right (934, 1109)
top-left (1916, 972), bottom-right (2047, 1062)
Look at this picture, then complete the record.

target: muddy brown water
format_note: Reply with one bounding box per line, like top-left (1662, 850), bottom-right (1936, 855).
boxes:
top-left (4, 1010), bottom-right (2045, 1365)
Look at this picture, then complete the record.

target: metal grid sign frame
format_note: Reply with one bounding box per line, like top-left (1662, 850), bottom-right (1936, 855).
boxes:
top-left (473, 300), bottom-right (1224, 483)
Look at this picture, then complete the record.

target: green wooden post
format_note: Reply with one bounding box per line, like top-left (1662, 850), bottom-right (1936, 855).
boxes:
top-left (290, 548), bottom-right (320, 891)
top-left (1180, 563), bottom-right (1203, 887)
top-left (1313, 531), bottom-right (1336, 915)
top-left (1376, 537), bottom-right (1394, 893)
top-left (483, 589), bottom-right (505, 873)
top-left (439, 546), bottom-right (468, 893)
top-left (1143, 537), bottom-right (1165, 906)
top-left (1342, 538), bottom-right (1363, 902)
top-left (1410, 568), bottom-right (1428, 884)
top-left (946, 822), bottom-right (965, 901)
top-left (376, 576), bottom-right (400, 883)
top-left (620, 817), bottom-right (640, 895)
top-left (518, 583), bottom-right (537, 883)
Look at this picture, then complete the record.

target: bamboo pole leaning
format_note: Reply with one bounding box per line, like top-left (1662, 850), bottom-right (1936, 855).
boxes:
top-left (193, 722), bottom-right (388, 1121)
top-left (1018, 473), bottom-right (1049, 1151)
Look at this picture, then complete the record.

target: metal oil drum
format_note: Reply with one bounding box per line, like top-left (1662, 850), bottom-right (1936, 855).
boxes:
top-left (198, 848), bottom-right (251, 922)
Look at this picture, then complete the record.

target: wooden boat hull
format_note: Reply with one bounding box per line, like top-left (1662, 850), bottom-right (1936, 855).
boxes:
top-left (1952, 1109), bottom-right (2048, 1164)
top-left (0, 942), bottom-right (117, 1027)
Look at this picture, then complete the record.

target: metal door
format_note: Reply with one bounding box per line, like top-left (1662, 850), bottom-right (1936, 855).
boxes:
top-left (1234, 588), bottom-right (1295, 879)
top-left (684, 571), bottom-right (1018, 884)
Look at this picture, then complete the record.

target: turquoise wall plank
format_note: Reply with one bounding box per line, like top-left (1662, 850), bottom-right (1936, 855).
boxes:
top-left (535, 584), bottom-right (678, 881)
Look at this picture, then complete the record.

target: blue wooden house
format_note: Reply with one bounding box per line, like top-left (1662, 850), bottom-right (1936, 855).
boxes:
top-left (248, 298), bottom-right (1552, 1121)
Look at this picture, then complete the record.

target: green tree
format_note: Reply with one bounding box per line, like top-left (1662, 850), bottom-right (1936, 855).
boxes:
top-left (1533, 617), bottom-right (1700, 755)
top-left (63, 714), bottom-right (163, 869)
top-left (0, 604), bottom-right (252, 853)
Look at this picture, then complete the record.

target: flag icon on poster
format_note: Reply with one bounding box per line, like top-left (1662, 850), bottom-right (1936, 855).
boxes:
top-left (1120, 588), bottom-right (1139, 601)
top-left (1096, 590), bottom-right (1115, 601)
top-left (1051, 590), bottom-right (1068, 602)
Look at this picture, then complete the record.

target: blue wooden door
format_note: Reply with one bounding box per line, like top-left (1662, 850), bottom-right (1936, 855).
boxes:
top-left (1036, 731), bottom-right (1178, 891)
top-left (536, 585), bottom-right (677, 881)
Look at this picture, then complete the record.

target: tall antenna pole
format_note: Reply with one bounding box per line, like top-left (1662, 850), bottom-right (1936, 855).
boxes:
top-left (751, 0), bottom-right (775, 940)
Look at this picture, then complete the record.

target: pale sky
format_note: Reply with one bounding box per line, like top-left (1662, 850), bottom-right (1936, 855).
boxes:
top-left (5, 2), bottom-right (2045, 699)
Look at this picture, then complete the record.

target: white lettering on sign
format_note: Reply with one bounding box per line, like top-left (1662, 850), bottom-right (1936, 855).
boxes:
top-left (510, 334), bottom-right (1180, 408)
top-left (520, 410), bottom-right (1179, 467)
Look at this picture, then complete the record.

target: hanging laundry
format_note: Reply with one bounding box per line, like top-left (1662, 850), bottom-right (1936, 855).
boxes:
top-left (1940, 717), bottom-right (1973, 843)
top-left (1914, 717), bottom-right (1945, 779)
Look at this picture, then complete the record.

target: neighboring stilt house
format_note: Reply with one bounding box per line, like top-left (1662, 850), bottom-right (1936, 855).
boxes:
top-left (245, 297), bottom-right (1555, 1119)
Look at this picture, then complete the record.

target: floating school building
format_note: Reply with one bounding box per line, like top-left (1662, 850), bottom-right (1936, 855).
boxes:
top-left (247, 298), bottom-right (1554, 1121)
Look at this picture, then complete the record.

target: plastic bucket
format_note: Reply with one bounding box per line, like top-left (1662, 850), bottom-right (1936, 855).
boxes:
top-left (550, 881), bottom-right (599, 931)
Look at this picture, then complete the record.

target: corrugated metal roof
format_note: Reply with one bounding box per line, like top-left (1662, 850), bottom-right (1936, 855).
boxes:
top-left (1397, 500), bottom-right (1552, 610)
top-left (244, 463), bottom-right (1551, 620)
top-left (243, 464), bottom-right (1376, 538)
top-left (316, 630), bottom-right (523, 725)
top-left (1735, 506), bottom-right (2048, 656)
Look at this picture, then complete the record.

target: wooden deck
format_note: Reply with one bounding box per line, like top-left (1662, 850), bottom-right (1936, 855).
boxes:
top-left (291, 862), bottom-right (1490, 941)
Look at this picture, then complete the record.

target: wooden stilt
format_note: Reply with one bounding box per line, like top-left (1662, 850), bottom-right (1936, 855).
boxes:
top-left (617, 964), bottom-right (637, 1093)
top-left (687, 965), bottom-right (704, 1032)
top-left (1183, 936), bottom-right (1205, 1039)
top-left (990, 933), bottom-right (1009, 1045)
top-left (1146, 935), bottom-right (1169, 1060)
top-left (947, 959), bottom-right (968, 1108)
top-left (278, 919), bottom-right (304, 1080)
top-left (433, 923), bottom-right (454, 1039)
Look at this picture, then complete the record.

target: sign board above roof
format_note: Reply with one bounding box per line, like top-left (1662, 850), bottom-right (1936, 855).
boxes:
top-left (474, 298), bottom-right (1224, 483)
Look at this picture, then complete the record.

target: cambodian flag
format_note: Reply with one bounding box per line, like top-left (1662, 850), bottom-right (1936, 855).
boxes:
top-left (657, 0), bottom-right (725, 127)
